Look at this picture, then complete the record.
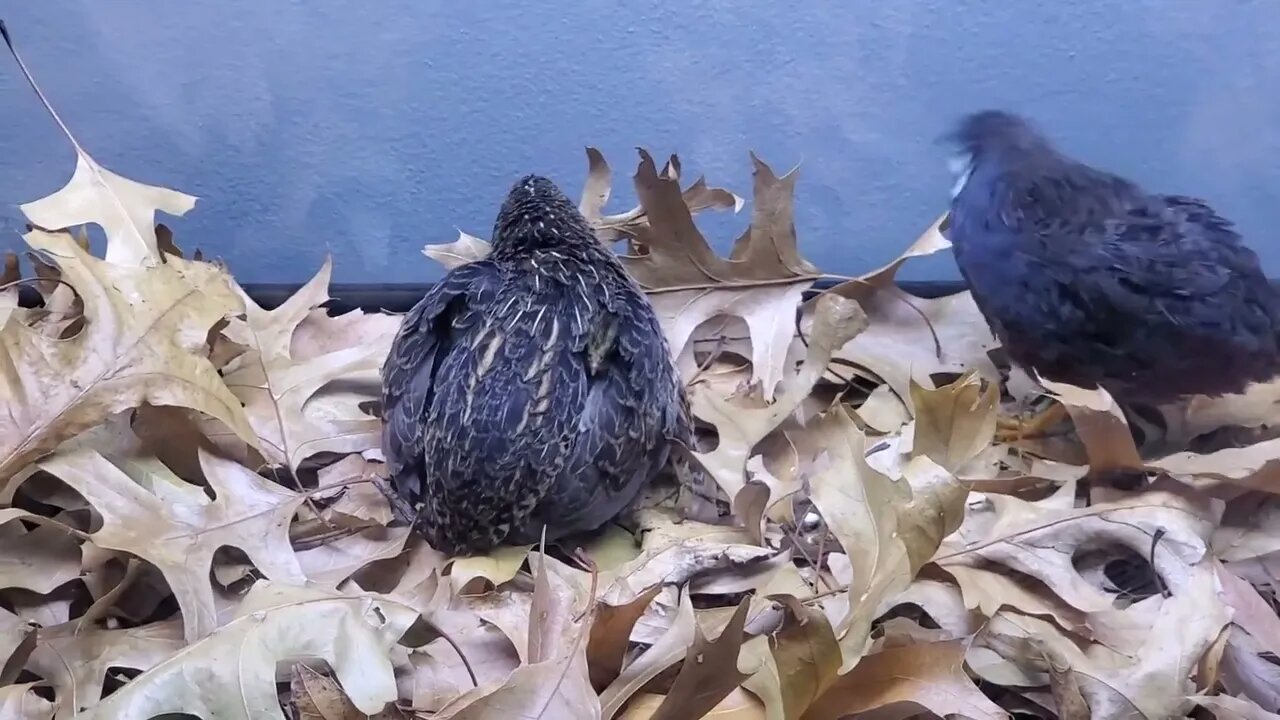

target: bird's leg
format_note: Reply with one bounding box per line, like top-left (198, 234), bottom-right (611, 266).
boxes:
top-left (995, 402), bottom-right (1070, 443)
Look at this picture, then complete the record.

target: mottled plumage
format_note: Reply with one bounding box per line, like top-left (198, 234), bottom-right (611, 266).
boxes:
top-left (381, 175), bottom-right (691, 556)
top-left (945, 110), bottom-right (1280, 406)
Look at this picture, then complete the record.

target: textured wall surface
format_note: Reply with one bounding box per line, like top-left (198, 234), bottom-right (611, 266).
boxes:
top-left (2, 1), bottom-right (1278, 284)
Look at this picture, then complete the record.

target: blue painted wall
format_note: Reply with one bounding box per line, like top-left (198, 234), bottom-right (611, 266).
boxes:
top-left (2, 1), bottom-right (1278, 284)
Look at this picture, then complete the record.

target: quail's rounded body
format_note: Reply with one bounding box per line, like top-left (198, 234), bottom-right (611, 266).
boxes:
top-left (945, 110), bottom-right (1280, 406)
top-left (381, 175), bottom-right (690, 556)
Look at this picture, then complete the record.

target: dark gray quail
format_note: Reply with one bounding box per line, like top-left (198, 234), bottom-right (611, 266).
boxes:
top-left (381, 175), bottom-right (692, 556)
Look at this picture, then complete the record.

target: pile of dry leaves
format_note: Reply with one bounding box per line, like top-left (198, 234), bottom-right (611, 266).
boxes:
top-left (6, 80), bottom-right (1280, 720)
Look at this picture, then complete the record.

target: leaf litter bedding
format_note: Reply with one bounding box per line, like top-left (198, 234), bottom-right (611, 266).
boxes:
top-left (5, 43), bottom-right (1280, 720)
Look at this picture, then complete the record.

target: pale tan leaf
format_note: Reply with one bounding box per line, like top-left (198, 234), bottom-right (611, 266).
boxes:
top-left (406, 622), bottom-right (521, 712)
top-left (451, 545), bottom-right (532, 594)
top-left (77, 582), bottom-right (418, 719)
top-left (291, 663), bottom-right (407, 720)
top-left (291, 306), bottom-right (402, 363)
top-left (0, 512), bottom-right (81, 594)
top-left (422, 230), bottom-right (493, 271)
top-left (908, 371), bottom-right (999, 473)
top-left (804, 405), bottom-right (911, 671)
top-left (989, 563), bottom-right (1231, 720)
top-left (215, 260), bottom-right (383, 471)
top-left (943, 564), bottom-right (1089, 637)
top-left (25, 619), bottom-right (184, 719)
top-left (0, 606), bottom-right (34, 677)
top-left (0, 683), bottom-right (57, 720)
top-left (21, 155), bottom-right (197, 267)
top-left (297, 526), bottom-right (411, 588)
top-left (620, 689), bottom-right (766, 720)
top-left (938, 478), bottom-right (1220, 612)
top-left (1215, 559), bottom-right (1280, 657)
top-left (691, 293), bottom-right (867, 500)
top-left (651, 282), bottom-right (814, 401)
top-left (37, 447), bottom-right (307, 643)
top-left (0, 229), bottom-right (256, 481)
top-left (822, 286), bottom-right (1000, 402)
top-left (435, 554), bottom-right (598, 720)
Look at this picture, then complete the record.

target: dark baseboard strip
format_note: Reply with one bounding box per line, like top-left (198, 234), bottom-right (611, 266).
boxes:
top-left (13, 278), bottom-right (974, 314)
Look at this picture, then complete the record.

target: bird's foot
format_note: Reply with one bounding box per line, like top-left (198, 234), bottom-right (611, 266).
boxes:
top-left (995, 402), bottom-right (1070, 443)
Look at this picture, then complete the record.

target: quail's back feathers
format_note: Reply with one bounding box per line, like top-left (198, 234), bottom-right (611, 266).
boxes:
top-left (381, 175), bottom-right (690, 556)
top-left (946, 110), bottom-right (1280, 404)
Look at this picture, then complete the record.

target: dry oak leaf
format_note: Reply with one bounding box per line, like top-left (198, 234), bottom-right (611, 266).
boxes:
top-left (642, 599), bottom-right (755, 720)
top-left (0, 229), bottom-right (257, 481)
top-left (800, 638), bottom-right (1008, 720)
top-left (621, 150), bottom-right (816, 289)
top-left (290, 663), bottom-right (408, 720)
top-left (0, 683), bottom-right (56, 720)
top-left (0, 509), bottom-right (81, 594)
top-left (986, 563), bottom-right (1231, 720)
top-left (807, 404), bottom-right (947, 672)
top-left (21, 150), bottom-right (197, 267)
top-left (809, 214), bottom-right (999, 401)
top-left (37, 446), bottom-right (308, 643)
top-left (217, 258), bottom-right (385, 471)
top-left (769, 601), bottom-right (842, 720)
top-left (937, 477), bottom-right (1220, 613)
top-left (434, 554), bottom-right (600, 720)
top-left (25, 618), bottom-right (184, 720)
top-left (77, 582), bottom-right (418, 720)
top-left (600, 587), bottom-right (698, 719)
top-left (690, 293), bottom-right (868, 502)
top-left (583, 147), bottom-right (743, 243)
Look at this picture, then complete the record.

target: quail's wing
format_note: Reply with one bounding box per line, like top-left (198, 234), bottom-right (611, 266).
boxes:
top-left (542, 285), bottom-right (687, 534)
top-left (380, 261), bottom-right (499, 502)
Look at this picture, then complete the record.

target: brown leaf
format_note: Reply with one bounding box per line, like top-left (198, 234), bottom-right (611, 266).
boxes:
top-left (801, 639), bottom-right (1008, 720)
top-left (620, 150), bottom-right (816, 290)
top-left (1039, 378), bottom-right (1143, 476)
top-left (646, 598), bottom-right (753, 720)
top-left (771, 602), bottom-right (841, 720)
top-left (601, 589), bottom-right (699, 719)
top-left (1191, 693), bottom-right (1280, 720)
top-left (0, 229), bottom-right (257, 482)
top-left (588, 584), bottom-right (664, 691)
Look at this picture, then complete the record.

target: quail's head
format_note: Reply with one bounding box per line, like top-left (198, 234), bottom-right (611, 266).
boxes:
top-left (492, 174), bottom-right (591, 251)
